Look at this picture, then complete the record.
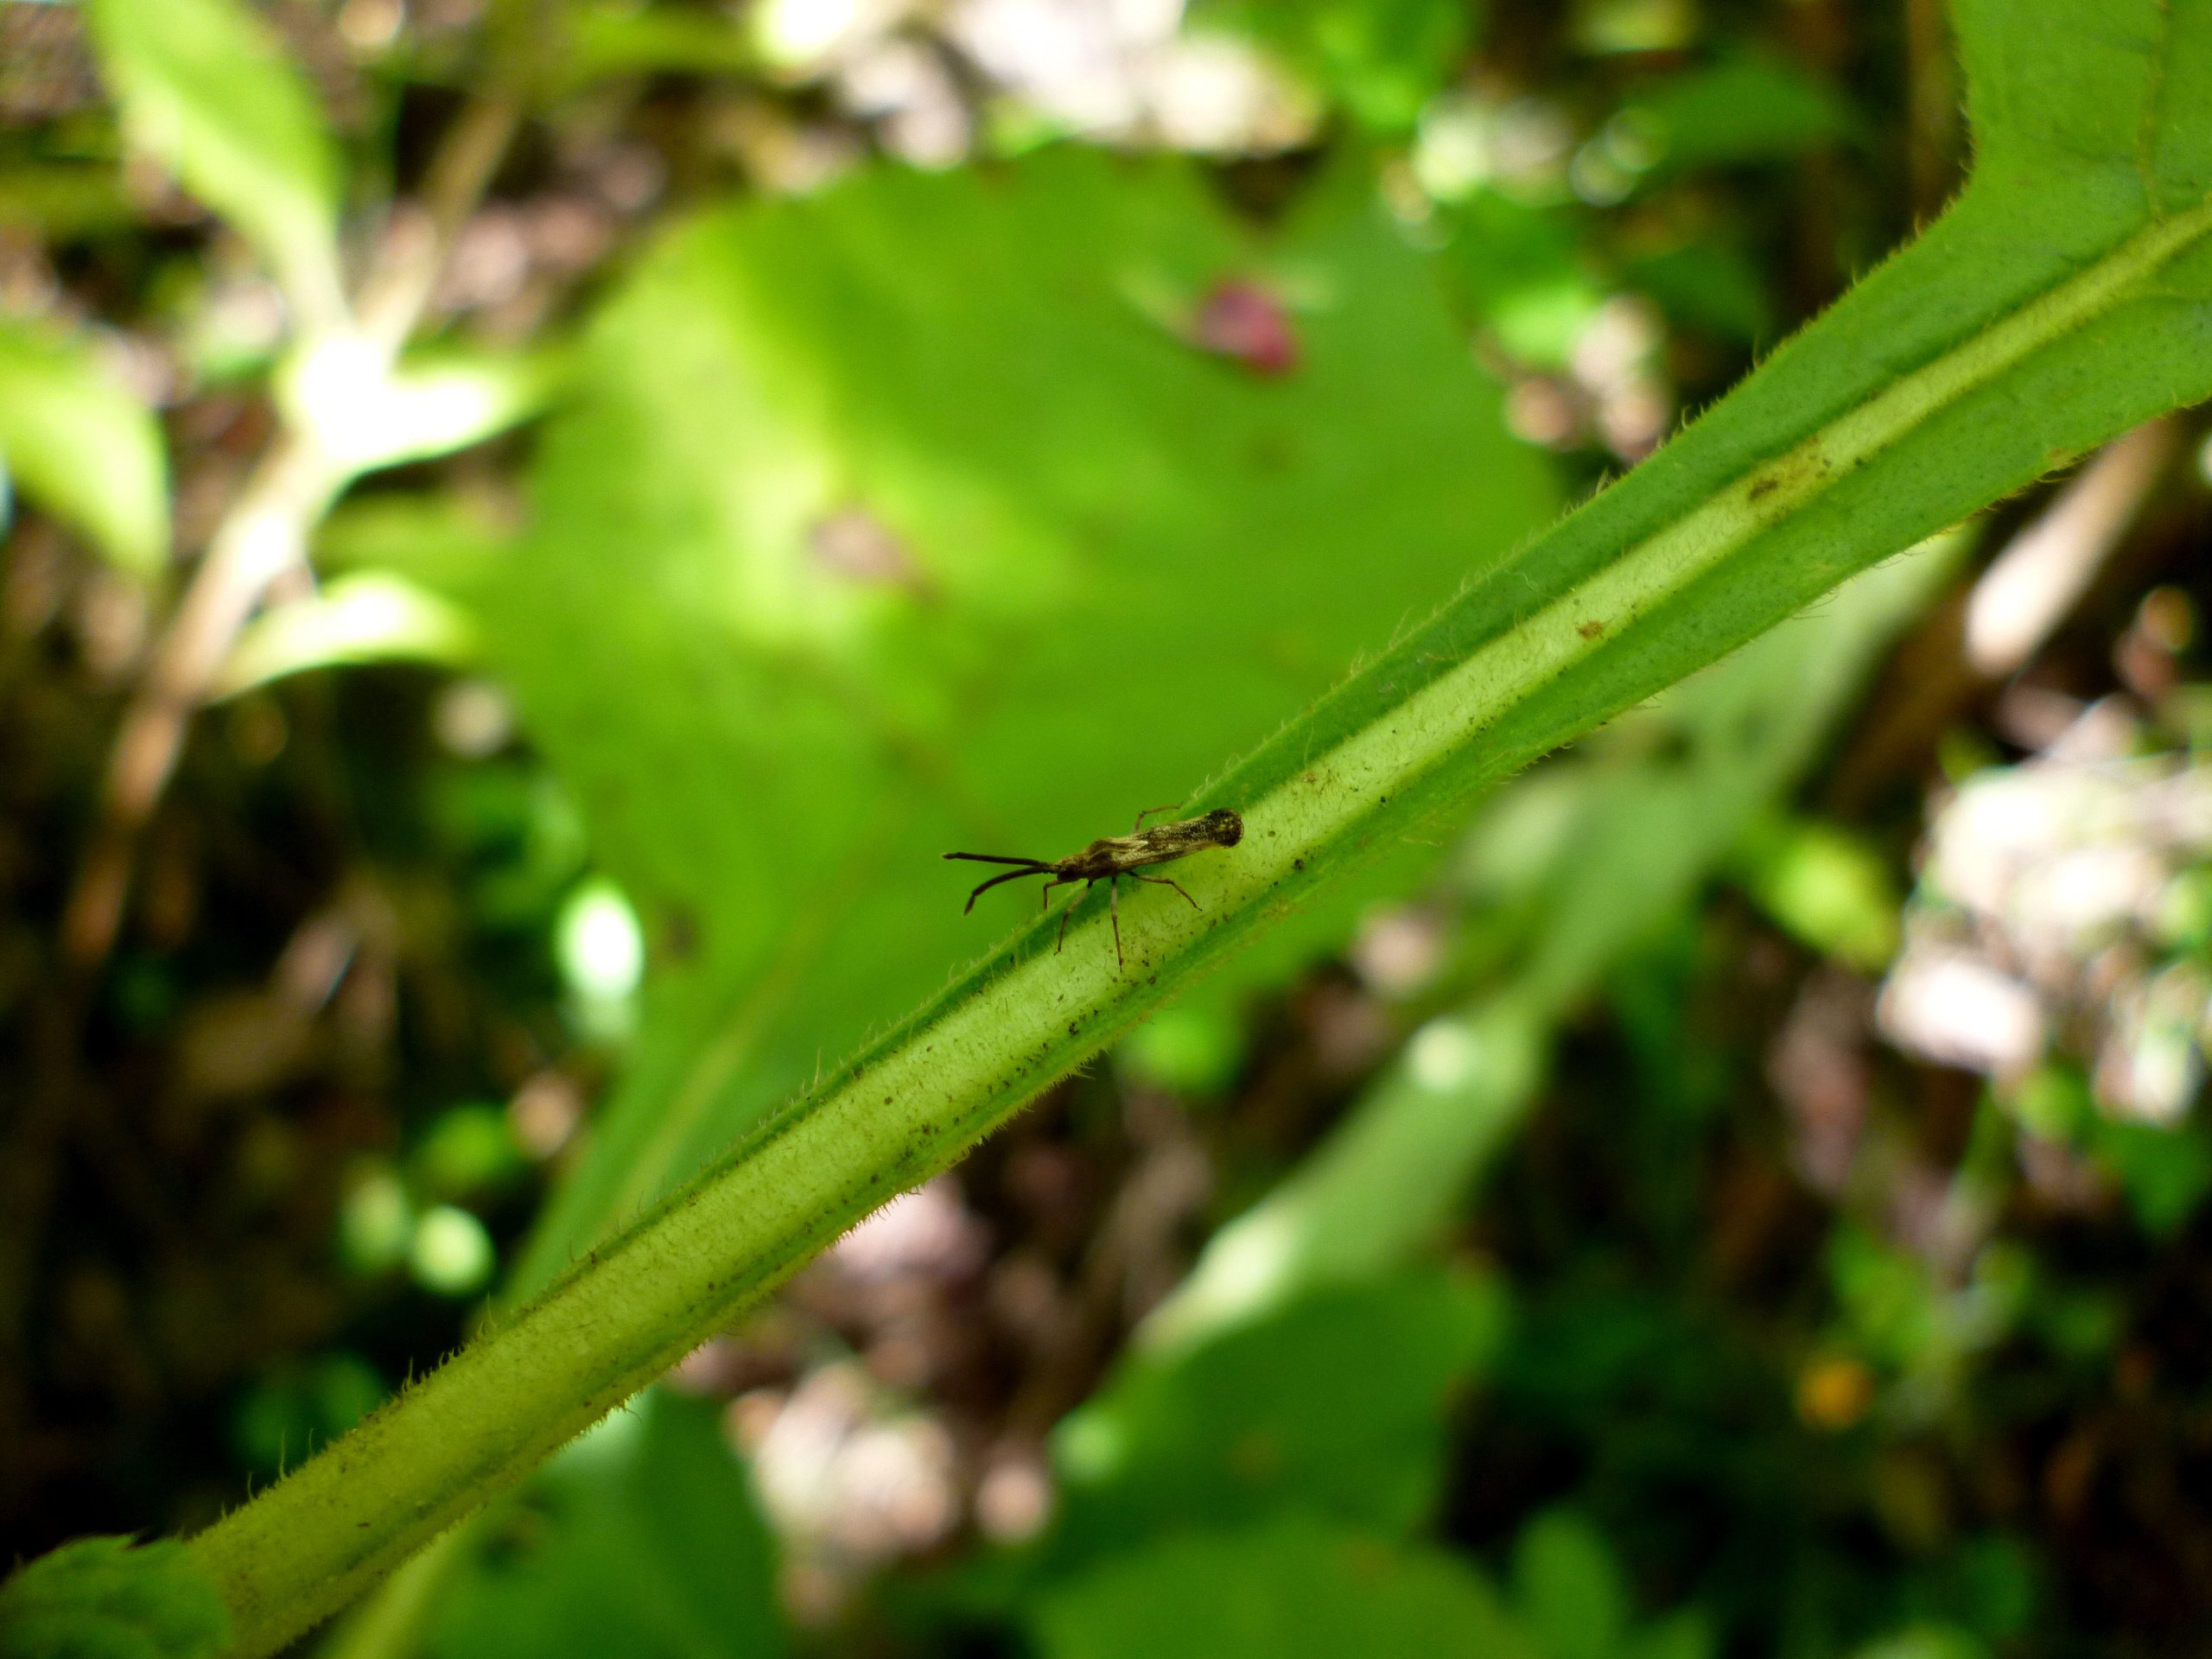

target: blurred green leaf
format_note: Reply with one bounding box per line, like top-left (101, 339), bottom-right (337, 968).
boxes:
top-left (1116, 1001), bottom-right (1248, 1096)
top-left (2157, 864), bottom-right (2212, 950)
top-left (0, 315), bottom-right (168, 576)
top-left (1735, 813), bottom-right (1902, 972)
top-left (1627, 1610), bottom-right (1718, 1659)
top-left (1623, 240), bottom-right (1774, 345)
top-left (1512, 1510), bottom-right (1627, 1659)
top-left (2009, 1063), bottom-right (2096, 1142)
top-left (2092, 1117), bottom-right (2212, 1235)
top-left (278, 344), bottom-right (563, 477)
top-left (83, 0), bottom-right (343, 323)
top-left (1569, 0), bottom-right (1695, 56)
top-left (1143, 1000), bottom-right (1546, 1351)
top-left (1926, 1535), bottom-right (2037, 1643)
top-left (1030, 1517), bottom-right (1533, 1659)
top-left (216, 572), bottom-right (479, 694)
top-left (1626, 54), bottom-right (1857, 180)
top-left (233, 1355), bottom-right (386, 1477)
top-left (313, 493), bottom-right (515, 589)
top-left (2012, 1063), bottom-right (2212, 1234)
top-left (429, 1391), bottom-right (786, 1659)
top-left (1147, 543), bottom-right (1956, 1351)
top-left (1192, 0), bottom-right (1478, 132)
top-left (1828, 1227), bottom-right (1942, 1373)
top-left (0, 1537), bottom-right (230, 1659)
top-left (0, 162), bottom-right (137, 240)
top-left (412, 1105), bottom-right (526, 1201)
top-left (563, 2), bottom-right (760, 87)
top-left (1853, 1628), bottom-right (1988, 1659)
top-left (1052, 1270), bottom-right (1505, 1559)
top-left (1437, 191), bottom-right (1596, 361)
top-left (495, 148), bottom-right (1557, 1288)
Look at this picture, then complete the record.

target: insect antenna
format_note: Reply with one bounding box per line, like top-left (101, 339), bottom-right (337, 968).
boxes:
top-left (944, 851), bottom-right (1053, 913)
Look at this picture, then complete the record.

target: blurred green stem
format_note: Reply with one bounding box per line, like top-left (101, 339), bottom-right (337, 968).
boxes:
top-left (60, 93), bottom-right (522, 971)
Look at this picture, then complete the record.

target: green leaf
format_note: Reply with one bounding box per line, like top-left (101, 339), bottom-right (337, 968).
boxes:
top-left (180, 11), bottom-right (2212, 1652)
top-left (0, 163), bottom-right (137, 241)
top-left (278, 344), bottom-right (563, 477)
top-left (2090, 1117), bottom-right (2212, 1234)
top-left (1734, 813), bottom-right (1904, 972)
top-left (312, 494), bottom-right (515, 590)
top-left (1853, 1629), bottom-right (1989, 1659)
top-left (1116, 1001), bottom-right (1248, 1096)
top-left (83, 0), bottom-right (343, 325)
top-left (1436, 192), bottom-right (1600, 365)
top-left (426, 1391), bottom-right (786, 1659)
top-left (0, 315), bottom-right (168, 576)
top-left (1030, 1518), bottom-right (1534, 1659)
top-left (215, 572), bottom-right (480, 695)
top-left (1192, 0), bottom-right (1478, 132)
top-left (1051, 1271), bottom-right (1506, 1561)
top-left (493, 148), bottom-right (1556, 1290)
top-left (1512, 1510), bottom-right (1628, 1659)
top-left (1628, 1610), bottom-right (1718, 1659)
top-left (0, 1537), bottom-right (230, 1659)
top-left (1624, 54), bottom-right (1858, 180)
top-left (562, 2), bottom-right (760, 87)
top-left (1623, 240), bottom-right (1774, 345)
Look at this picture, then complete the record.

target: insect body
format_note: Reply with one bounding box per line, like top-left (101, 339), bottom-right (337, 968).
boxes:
top-left (945, 806), bottom-right (1244, 969)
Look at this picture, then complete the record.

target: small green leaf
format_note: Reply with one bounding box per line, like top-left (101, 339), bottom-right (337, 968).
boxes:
top-left (1032, 1519), bottom-right (1534, 1659)
top-left (232, 1355), bottom-right (386, 1478)
top-left (1052, 1271), bottom-right (1505, 1559)
top-left (1192, 0), bottom-right (1478, 133)
top-left (412, 1104), bottom-right (526, 1201)
top-left (563, 2), bottom-right (760, 87)
top-left (1511, 1510), bottom-right (1628, 1659)
top-left (1629, 1609), bottom-right (1719, 1659)
top-left (1853, 1628), bottom-right (1989, 1659)
top-left (0, 1536), bottom-right (231, 1659)
top-left (278, 342), bottom-right (563, 476)
top-left (1116, 1001), bottom-right (1247, 1096)
top-left (83, 0), bottom-right (343, 324)
top-left (2090, 1117), bottom-right (2212, 1235)
top-left (1624, 240), bottom-right (1775, 344)
top-left (0, 316), bottom-right (168, 576)
top-left (428, 1391), bottom-right (786, 1659)
top-left (1735, 813), bottom-right (1903, 971)
top-left (0, 162), bottom-right (137, 241)
top-left (215, 572), bottom-right (479, 696)
top-left (312, 494), bottom-right (514, 590)
top-left (1625, 54), bottom-right (1859, 178)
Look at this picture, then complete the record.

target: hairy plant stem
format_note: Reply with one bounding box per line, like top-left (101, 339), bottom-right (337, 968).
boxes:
top-left (181, 191), bottom-right (2212, 1658)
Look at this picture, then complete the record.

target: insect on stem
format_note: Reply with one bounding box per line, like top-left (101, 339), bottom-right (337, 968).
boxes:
top-left (944, 806), bottom-right (1244, 969)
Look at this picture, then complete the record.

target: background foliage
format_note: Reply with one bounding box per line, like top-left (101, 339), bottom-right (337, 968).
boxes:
top-left (6, 0), bottom-right (2212, 1656)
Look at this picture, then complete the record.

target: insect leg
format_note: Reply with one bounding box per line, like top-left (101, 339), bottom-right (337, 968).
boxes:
top-left (1109, 875), bottom-right (1123, 969)
top-left (1132, 803), bottom-right (1184, 832)
top-left (1131, 874), bottom-right (1198, 911)
top-left (1055, 880), bottom-right (1092, 954)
